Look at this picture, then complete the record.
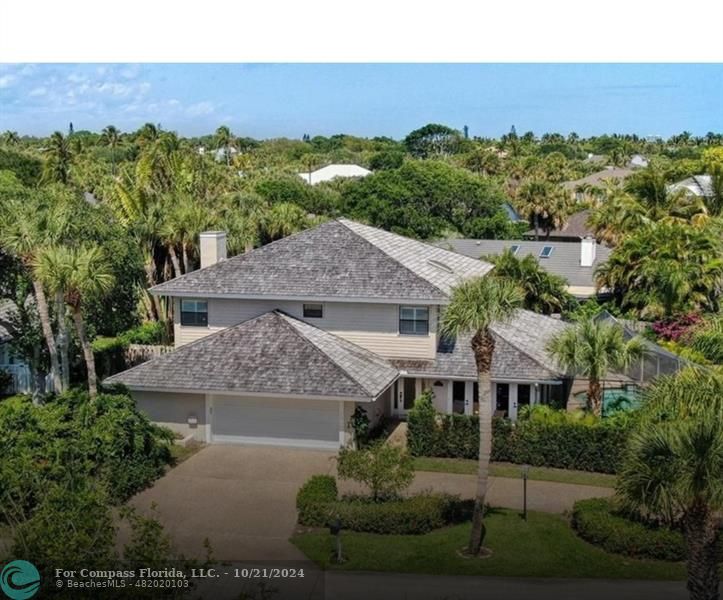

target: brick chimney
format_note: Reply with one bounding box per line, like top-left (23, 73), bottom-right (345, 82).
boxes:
top-left (199, 231), bottom-right (227, 269)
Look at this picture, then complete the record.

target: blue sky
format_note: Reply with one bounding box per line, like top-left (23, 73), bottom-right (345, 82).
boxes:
top-left (1, 64), bottom-right (721, 139)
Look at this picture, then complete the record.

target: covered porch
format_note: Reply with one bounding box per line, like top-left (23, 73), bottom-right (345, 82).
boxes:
top-left (389, 375), bottom-right (568, 421)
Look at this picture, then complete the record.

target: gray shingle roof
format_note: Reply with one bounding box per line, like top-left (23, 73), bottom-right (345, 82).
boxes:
top-left (668, 175), bottom-right (714, 198)
top-left (562, 168), bottom-right (634, 190)
top-left (105, 310), bottom-right (398, 400)
top-left (440, 238), bottom-right (611, 290)
top-left (391, 309), bottom-right (570, 382)
top-left (0, 300), bottom-right (17, 342)
top-left (523, 209), bottom-right (595, 240)
top-left (151, 219), bottom-right (492, 302)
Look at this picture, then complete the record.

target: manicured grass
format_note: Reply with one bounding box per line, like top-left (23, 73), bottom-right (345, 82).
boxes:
top-left (291, 509), bottom-right (685, 580)
top-left (413, 457), bottom-right (617, 488)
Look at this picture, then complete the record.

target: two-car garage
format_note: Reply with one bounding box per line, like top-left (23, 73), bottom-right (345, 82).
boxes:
top-left (210, 395), bottom-right (343, 449)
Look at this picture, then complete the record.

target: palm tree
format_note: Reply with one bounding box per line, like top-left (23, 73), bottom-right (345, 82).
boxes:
top-left (441, 277), bottom-right (524, 556)
top-left (265, 202), bottom-right (309, 240)
top-left (488, 248), bottom-right (574, 314)
top-left (547, 319), bottom-right (644, 416)
top-left (617, 368), bottom-right (723, 600)
top-left (42, 131), bottom-right (72, 184)
top-left (516, 179), bottom-right (571, 240)
top-left (0, 192), bottom-right (73, 394)
top-left (2, 130), bottom-right (19, 145)
top-left (100, 125), bottom-right (121, 176)
top-left (215, 126), bottom-right (234, 166)
top-left (34, 245), bottom-right (115, 399)
top-left (464, 146), bottom-right (501, 177)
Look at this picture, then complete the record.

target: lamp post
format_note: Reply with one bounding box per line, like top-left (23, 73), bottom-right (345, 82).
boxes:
top-left (329, 518), bottom-right (343, 563)
top-left (521, 464), bottom-right (530, 521)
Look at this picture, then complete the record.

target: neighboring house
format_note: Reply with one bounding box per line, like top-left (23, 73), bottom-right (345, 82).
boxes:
top-left (298, 164), bottom-right (372, 185)
top-left (564, 167), bottom-right (634, 200)
top-left (442, 237), bottom-right (611, 299)
top-left (628, 154), bottom-right (649, 169)
top-left (523, 209), bottom-right (595, 242)
top-left (667, 175), bottom-right (713, 198)
top-left (584, 153), bottom-right (607, 166)
top-left (0, 301), bottom-right (34, 394)
top-left (107, 219), bottom-right (575, 449)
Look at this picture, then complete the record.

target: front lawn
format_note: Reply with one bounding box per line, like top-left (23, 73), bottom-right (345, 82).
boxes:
top-left (413, 457), bottom-right (617, 488)
top-left (291, 508), bottom-right (684, 580)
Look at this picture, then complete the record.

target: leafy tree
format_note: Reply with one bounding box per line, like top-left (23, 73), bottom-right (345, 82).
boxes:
top-left (547, 319), bottom-right (645, 416)
top-left (368, 150), bottom-right (404, 171)
top-left (404, 123), bottom-right (462, 158)
top-left (337, 442), bottom-right (414, 501)
top-left (441, 277), bottom-right (524, 555)
top-left (596, 222), bottom-right (723, 318)
top-left (488, 248), bottom-right (575, 314)
top-left (464, 146), bottom-right (502, 176)
top-left (0, 149), bottom-right (42, 186)
top-left (2, 130), bottom-right (20, 145)
top-left (215, 125), bottom-right (235, 165)
top-left (617, 368), bottom-right (723, 600)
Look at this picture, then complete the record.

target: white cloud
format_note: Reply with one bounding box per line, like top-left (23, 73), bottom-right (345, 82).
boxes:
top-left (67, 73), bottom-right (87, 83)
top-left (29, 86), bottom-right (47, 97)
top-left (186, 101), bottom-right (215, 116)
top-left (96, 82), bottom-right (132, 96)
top-left (0, 75), bottom-right (16, 88)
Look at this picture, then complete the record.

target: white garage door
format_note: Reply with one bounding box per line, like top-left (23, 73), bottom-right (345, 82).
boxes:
top-left (211, 396), bottom-right (340, 449)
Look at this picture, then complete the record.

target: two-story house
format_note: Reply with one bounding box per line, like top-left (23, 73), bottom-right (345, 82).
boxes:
top-left (107, 219), bottom-right (572, 449)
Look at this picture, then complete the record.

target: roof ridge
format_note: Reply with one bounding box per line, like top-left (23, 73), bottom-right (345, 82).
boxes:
top-left (273, 310), bottom-right (383, 397)
top-left (338, 219), bottom-right (465, 298)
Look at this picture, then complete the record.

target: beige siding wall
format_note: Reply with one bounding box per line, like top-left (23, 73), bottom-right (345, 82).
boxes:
top-left (133, 390), bottom-right (207, 441)
top-left (173, 297), bottom-right (438, 359)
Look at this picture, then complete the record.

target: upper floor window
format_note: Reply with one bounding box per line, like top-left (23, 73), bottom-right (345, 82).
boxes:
top-left (303, 303), bottom-right (324, 319)
top-left (539, 245), bottom-right (554, 258)
top-left (180, 299), bottom-right (208, 327)
top-left (399, 306), bottom-right (429, 336)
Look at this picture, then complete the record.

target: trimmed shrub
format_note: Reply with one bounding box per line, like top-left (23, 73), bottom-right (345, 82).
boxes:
top-left (296, 475), bottom-right (338, 526)
top-left (572, 498), bottom-right (686, 562)
top-left (296, 475), bottom-right (471, 535)
top-left (337, 442), bottom-right (413, 501)
top-left (408, 404), bottom-right (630, 473)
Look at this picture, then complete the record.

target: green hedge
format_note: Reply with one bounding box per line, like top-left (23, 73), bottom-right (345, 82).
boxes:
top-left (408, 395), bottom-right (629, 474)
top-left (572, 498), bottom-right (686, 561)
top-left (296, 475), bottom-right (471, 535)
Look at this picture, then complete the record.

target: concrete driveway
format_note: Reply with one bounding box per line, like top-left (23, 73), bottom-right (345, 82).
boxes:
top-left (127, 445), bottom-right (336, 561)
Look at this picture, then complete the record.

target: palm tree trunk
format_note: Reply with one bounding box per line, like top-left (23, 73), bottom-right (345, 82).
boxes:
top-left (534, 214), bottom-right (540, 241)
top-left (55, 291), bottom-right (70, 392)
top-left (71, 305), bottom-right (98, 400)
top-left (32, 279), bottom-right (62, 394)
top-left (468, 329), bottom-right (495, 555)
top-left (683, 501), bottom-right (720, 600)
top-left (168, 245), bottom-right (182, 278)
top-left (588, 378), bottom-right (602, 416)
top-left (182, 244), bottom-right (190, 274)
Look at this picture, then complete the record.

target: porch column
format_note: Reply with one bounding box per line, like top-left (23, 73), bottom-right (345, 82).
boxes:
top-left (509, 383), bottom-right (519, 421)
top-left (338, 401), bottom-right (348, 448)
top-left (491, 381), bottom-right (497, 413)
top-left (415, 378), bottom-right (423, 400)
top-left (464, 381), bottom-right (474, 415)
top-left (446, 381), bottom-right (454, 414)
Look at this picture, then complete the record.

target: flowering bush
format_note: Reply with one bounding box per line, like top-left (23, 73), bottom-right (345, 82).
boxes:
top-left (650, 313), bottom-right (702, 341)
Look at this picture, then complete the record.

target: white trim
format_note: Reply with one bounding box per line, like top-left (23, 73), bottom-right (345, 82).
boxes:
top-left (150, 290), bottom-right (449, 305)
top-left (211, 435), bottom-right (339, 450)
top-left (491, 377), bottom-right (563, 385)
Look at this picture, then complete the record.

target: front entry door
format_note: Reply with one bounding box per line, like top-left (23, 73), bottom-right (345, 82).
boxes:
top-left (392, 378), bottom-right (417, 417)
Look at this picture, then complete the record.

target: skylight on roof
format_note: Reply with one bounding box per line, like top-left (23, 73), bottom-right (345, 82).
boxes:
top-left (539, 246), bottom-right (554, 258)
top-left (427, 259), bottom-right (454, 273)
top-left (510, 245), bottom-right (520, 255)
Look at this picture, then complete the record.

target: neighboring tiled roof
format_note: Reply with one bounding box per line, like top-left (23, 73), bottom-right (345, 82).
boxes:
top-left (105, 311), bottom-right (398, 400)
top-left (668, 175), bottom-right (713, 198)
top-left (151, 219), bottom-right (492, 302)
top-left (523, 209), bottom-right (594, 240)
top-left (562, 167), bottom-right (634, 190)
top-left (391, 309), bottom-right (570, 382)
top-left (440, 238), bottom-right (611, 290)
